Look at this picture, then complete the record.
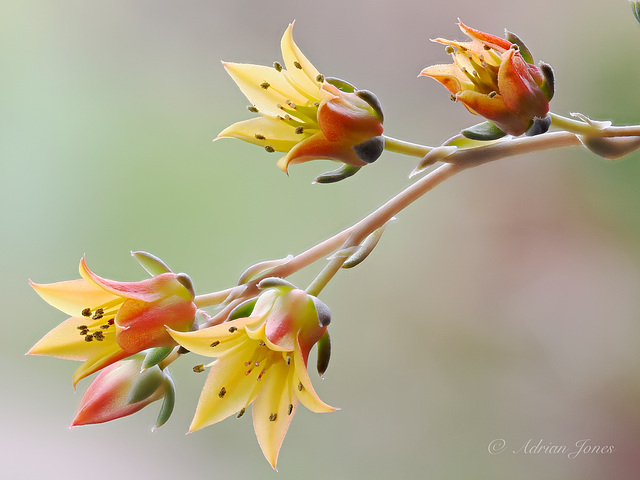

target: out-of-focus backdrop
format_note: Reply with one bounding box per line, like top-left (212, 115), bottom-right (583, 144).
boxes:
top-left (3, 1), bottom-right (640, 479)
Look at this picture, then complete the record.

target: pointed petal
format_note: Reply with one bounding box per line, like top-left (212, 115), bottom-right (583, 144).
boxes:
top-left (419, 64), bottom-right (467, 95)
top-left (458, 20), bottom-right (512, 52)
top-left (189, 341), bottom-right (264, 431)
top-left (223, 62), bottom-right (308, 117)
top-left (30, 279), bottom-right (118, 317)
top-left (72, 344), bottom-right (130, 387)
top-left (498, 49), bottom-right (549, 119)
top-left (28, 316), bottom-right (115, 361)
top-left (293, 342), bottom-right (336, 413)
top-left (167, 317), bottom-right (261, 357)
top-left (278, 131), bottom-right (366, 173)
top-left (280, 23), bottom-right (322, 98)
top-left (79, 258), bottom-right (184, 303)
top-left (252, 360), bottom-right (297, 470)
top-left (217, 116), bottom-right (301, 152)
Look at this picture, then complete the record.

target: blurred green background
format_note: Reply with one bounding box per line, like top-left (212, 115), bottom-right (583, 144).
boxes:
top-left (3, 1), bottom-right (640, 478)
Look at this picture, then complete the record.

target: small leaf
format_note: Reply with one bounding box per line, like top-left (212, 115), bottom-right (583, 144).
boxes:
top-left (153, 373), bottom-right (175, 431)
top-left (142, 347), bottom-right (173, 371)
top-left (410, 146), bottom-right (458, 178)
top-left (131, 251), bottom-right (172, 276)
top-left (570, 112), bottom-right (612, 130)
top-left (238, 255), bottom-right (293, 285)
top-left (578, 135), bottom-right (640, 160)
top-left (539, 62), bottom-right (555, 100)
top-left (462, 121), bottom-right (507, 141)
top-left (342, 221), bottom-right (394, 269)
top-left (316, 331), bottom-right (331, 378)
top-left (505, 30), bottom-right (534, 64)
top-left (313, 164), bottom-right (361, 184)
top-left (356, 90), bottom-right (384, 122)
top-left (126, 367), bottom-right (165, 405)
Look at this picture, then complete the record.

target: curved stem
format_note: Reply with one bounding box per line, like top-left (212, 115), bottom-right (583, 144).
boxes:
top-left (383, 135), bottom-right (433, 157)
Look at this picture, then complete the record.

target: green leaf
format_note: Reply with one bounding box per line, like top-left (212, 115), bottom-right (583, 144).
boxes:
top-left (505, 30), bottom-right (534, 64)
top-left (461, 121), bottom-right (507, 141)
top-left (313, 164), bottom-right (361, 184)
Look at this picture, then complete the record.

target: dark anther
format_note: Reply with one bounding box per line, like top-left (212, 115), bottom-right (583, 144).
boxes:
top-left (77, 325), bottom-right (88, 330)
top-left (81, 308), bottom-right (91, 317)
top-left (193, 364), bottom-right (205, 373)
top-left (269, 413), bottom-right (278, 421)
top-left (293, 61), bottom-right (302, 69)
top-left (248, 106), bottom-right (259, 113)
top-left (210, 341), bottom-right (220, 347)
top-left (219, 387), bottom-right (227, 398)
top-left (316, 74), bottom-right (325, 82)
top-left (228, 326), bottom-right (238, 333)
top-left (295, 126), bottom-right (304, 134)
top-left (265, 146), bottom-right (275, 153)
top-left (84, 335), bottom-right (94, 342)
top-left (273, 62), bottom-right (283, 72)
top-left (255, 133), bottom-right (266, 140)
top-left (298, 382), bottom-right (304, 391)
top-left (288, 404), bottom-right (293, 415)
top-left (260, 82), bottom-right (270, 89)
top-left (237, 408), bottom-right (246, 418)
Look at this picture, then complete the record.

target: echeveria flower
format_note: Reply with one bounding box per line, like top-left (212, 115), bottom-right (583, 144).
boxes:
top-left (28, 257), bottom-right (197, 386)
top-left (72, 354), bottom-right (175, 429)
top-left (218, 23), bottom-right (384, 173)
top-left (420, 21), bottom-right (553, 136)
top-left (168, 283), bottom-right (336, 470)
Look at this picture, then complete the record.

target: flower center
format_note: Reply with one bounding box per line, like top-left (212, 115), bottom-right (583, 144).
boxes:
top-left (77, 298), bottom-right (122, 343)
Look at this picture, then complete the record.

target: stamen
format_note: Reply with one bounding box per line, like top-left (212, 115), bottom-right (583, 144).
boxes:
top-left (228, 326), bottom-right (238, 333)
top-left (295, 126), bottom-right (304, 134)
top-left (92, 308), bottom-right (104, 320)
top-left (445, 45), bottom-right (455, 55)
top-left (259, 341), bottom-right (266, 347)
top-left (316, 74), bottom-right (325, 83)
top-left (286, 356), bottom-right (291, 365)
top-left (92, 331), bottom-right (104, 341)
top-left (257, 369), bottom-right (266, 381)
top-left (193, 364), bottom-right (205, 373)
top-left (81, 308), bottom-right (91, 317)
top-left (269, 413), bottom-right (278, 421)
top-left (313, 102), bottom-right (319, 107)
top-left (84, 335), bottom-right (93, 342)
top-left (273, 62), bottom-right (283, 72)
top-left (265, 146), bottom-right (275, 153)
top-left (237, 408), bottom-right (246, 418)
top-left (255, 134), bottom-right (266, 140)
top-left (260, 82), bottom-right (270, 90)
top-left (450, 94), bottom-right (457, 102)
top-left (100, 324), bottom-right (110, 329)
top-left (488, 91), bottom-right (498, 98)
top-left (298, 382), bottom-right (304, 391)
top-left (77, 325), bottom-right (88, 331)
top-left (210, 341), bottom-right (220, 347)
top-left (218, 387), bottom-right (227, 398)
top-left (248, 106), bottom-right (259, 113)
top-left (288, 404), bottom-right (293, 415)
top-left (293, 61), bottom-right (302, 69)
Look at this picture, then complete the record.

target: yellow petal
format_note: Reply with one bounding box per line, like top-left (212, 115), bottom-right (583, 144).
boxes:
top-left (30, 279), bottom-right (118, 317)
top-left (280, 23), bottom-right (322, 99)
top-left (167, 317), bottom-right (261, 357)
top-left (28, 316), bottom-right (115, 361)
top-left (223, 62), bottom-right (308, 117)
top-left (252, 360), bottom-right (297, 470)
top-left (72, 344), bottom-right (129, 387)
top-left (217, 117), bottom-right (300, 152)
top-left (293, 344), bottom-right (336, 413)
top-left (189, 341), bottom-right (264, 432)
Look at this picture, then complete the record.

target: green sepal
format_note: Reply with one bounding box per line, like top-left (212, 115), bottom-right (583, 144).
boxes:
top-left (126, 367), bottom-right (165, 405)
top-left (131, 251), bottom-right (172, 276)
top-left (505, 30), bottom-right (534, 64)
top-left (325, 77), bottom-right (356, 93)
top-left (443, 133), bottom-right (490, 148)
top-left (461, 121), bottom-right (507, 141)
top-left (142, 347), bottom-right (173, 371)
top-left (313, 164), bottom-right (361, 184)
top-left (525, 115), bottom-right (552, 136)
top-left (316, 330), bottom-right (331, 378)
top-left (353, 136), bottom-right (385, 164)
top-left (153, 372), bottom-right (175, 431)
top-left (355, 90), bottom-right (384, 122)
top-left (539, 62), bottom-right (555, 100)
top-left (228, 298), bottom-right (258, 321)
top-left (311, 296), bottom-right (331, 327)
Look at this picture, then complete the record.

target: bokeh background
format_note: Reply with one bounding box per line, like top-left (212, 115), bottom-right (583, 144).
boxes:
top-left (3, 1), bottom-right (640, 478)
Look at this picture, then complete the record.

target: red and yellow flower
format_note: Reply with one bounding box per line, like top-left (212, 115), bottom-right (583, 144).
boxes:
top-left (420, 21), bottom-right (553, 136)
top-left (168, 283), bottom-right (336, 470)
top-left (28, 257), bottom-right (197, 386)
top-left (218, 23), bottom-right (384, 173)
